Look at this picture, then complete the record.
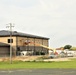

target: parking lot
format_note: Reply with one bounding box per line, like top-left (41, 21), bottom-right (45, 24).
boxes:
top-left (0, 69), bottom-right (76, 75)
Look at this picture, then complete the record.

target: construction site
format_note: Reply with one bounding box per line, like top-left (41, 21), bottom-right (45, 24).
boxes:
top-left (0, 30), bottom-right (76, 61)
top-left (20, 41), bottom-right (76, 59)
top-left (0, 30), bottom-right (49, 57)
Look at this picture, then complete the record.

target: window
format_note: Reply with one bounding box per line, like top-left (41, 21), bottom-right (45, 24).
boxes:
top-left (8, 39), bottom-right (13, 43)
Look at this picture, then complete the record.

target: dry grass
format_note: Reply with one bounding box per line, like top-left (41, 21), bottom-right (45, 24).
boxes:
top-left (0, 56), bottom-right (75, 62)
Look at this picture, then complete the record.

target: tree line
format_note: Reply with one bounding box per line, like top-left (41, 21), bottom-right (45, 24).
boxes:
top-left (63, 45), bottom-right (76, 50)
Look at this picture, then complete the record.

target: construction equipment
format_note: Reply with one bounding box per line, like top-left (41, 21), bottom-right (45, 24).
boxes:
top-left (20, 39), bottom-right (55, 52)
top-left (20, 39), bottom-right (58, 58)
top-left (23, 41), bottom-right (58, 56)
top-left (24, 41), bottom-right (55, 50)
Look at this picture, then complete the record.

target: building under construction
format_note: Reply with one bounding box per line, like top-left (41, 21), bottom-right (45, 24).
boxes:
top-left (0, 30), bottom-right (49, 57)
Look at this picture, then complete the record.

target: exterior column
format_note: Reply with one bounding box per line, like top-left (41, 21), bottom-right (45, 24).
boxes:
top-left (34, 38), bottom-right (35, 55)
top-left (27, 38), bottom-right (29, 51)
top-left (42, 39), bottom-right (43, 51)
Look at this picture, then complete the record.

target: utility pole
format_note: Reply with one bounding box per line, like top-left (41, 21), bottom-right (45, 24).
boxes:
top-left (6, 23), bottom-right (14, 64)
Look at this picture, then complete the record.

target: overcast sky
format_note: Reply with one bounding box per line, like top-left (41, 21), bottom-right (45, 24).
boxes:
top-left (0, 0), bottom-right (76, 48)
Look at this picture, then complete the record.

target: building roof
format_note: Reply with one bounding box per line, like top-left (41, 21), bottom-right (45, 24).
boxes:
top-left (0, 42), bottom-right (10, 47)
top-left (0, 30), bottom-right (49, 39)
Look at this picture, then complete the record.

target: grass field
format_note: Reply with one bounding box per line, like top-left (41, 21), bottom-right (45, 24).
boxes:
top-left (0, 58), bottom-right (76, 69)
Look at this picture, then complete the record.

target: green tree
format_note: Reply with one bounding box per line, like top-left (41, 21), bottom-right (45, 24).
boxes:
top-left (70, 47), bottom-right (76, 50)
top-left (64, 45), bottom-right (72, 49)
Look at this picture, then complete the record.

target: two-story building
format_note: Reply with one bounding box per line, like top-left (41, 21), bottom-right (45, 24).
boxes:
top-left (0, 30), bottom-right (49, 57)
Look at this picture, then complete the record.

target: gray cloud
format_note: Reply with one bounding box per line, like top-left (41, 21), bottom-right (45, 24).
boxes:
top-left (0, 0), bottom-right (76, 47)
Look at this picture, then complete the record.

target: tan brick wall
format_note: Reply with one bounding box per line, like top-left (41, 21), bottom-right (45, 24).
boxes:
top-left (0, 36), bottom-right (17, 56)
top-left (0, 36), bottom-right (49, 55)
top-left (35, 39), bottom-right (42, 45)
top-left (0, 36), bottom-right (49, 48)
top-left (17, 37), bottom-right (27, 46)
top-left (0, 36), bottom-right (48, 56)
top-left (17, 37), bottom-right (49, 47)
top-left (0, 36), bottom-right (16, 46)
top-left (43, 39), bottom-right (48, 46)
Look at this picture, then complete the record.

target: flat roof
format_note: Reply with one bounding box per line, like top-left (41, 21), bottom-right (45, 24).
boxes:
top-left (0, 30), bottom-right (49, 40)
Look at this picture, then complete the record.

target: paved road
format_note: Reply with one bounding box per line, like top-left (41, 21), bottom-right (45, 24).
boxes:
top-left (0, 69), bottom-right (76, 75)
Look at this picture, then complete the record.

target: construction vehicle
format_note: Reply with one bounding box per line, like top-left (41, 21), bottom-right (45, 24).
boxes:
top-left (24, 41), bottom-right (55, 51)
top-left (20, 40), bottom-right (75, 58)
top-left (22, 41), bottom-right (58, 58)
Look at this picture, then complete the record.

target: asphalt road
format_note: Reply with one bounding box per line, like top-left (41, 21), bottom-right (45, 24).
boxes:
top-left (0, 69), bottom-right (76, 75)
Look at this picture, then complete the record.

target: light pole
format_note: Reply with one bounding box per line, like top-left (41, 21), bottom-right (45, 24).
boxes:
top-left (6, 23), bottom-right (14, 64)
